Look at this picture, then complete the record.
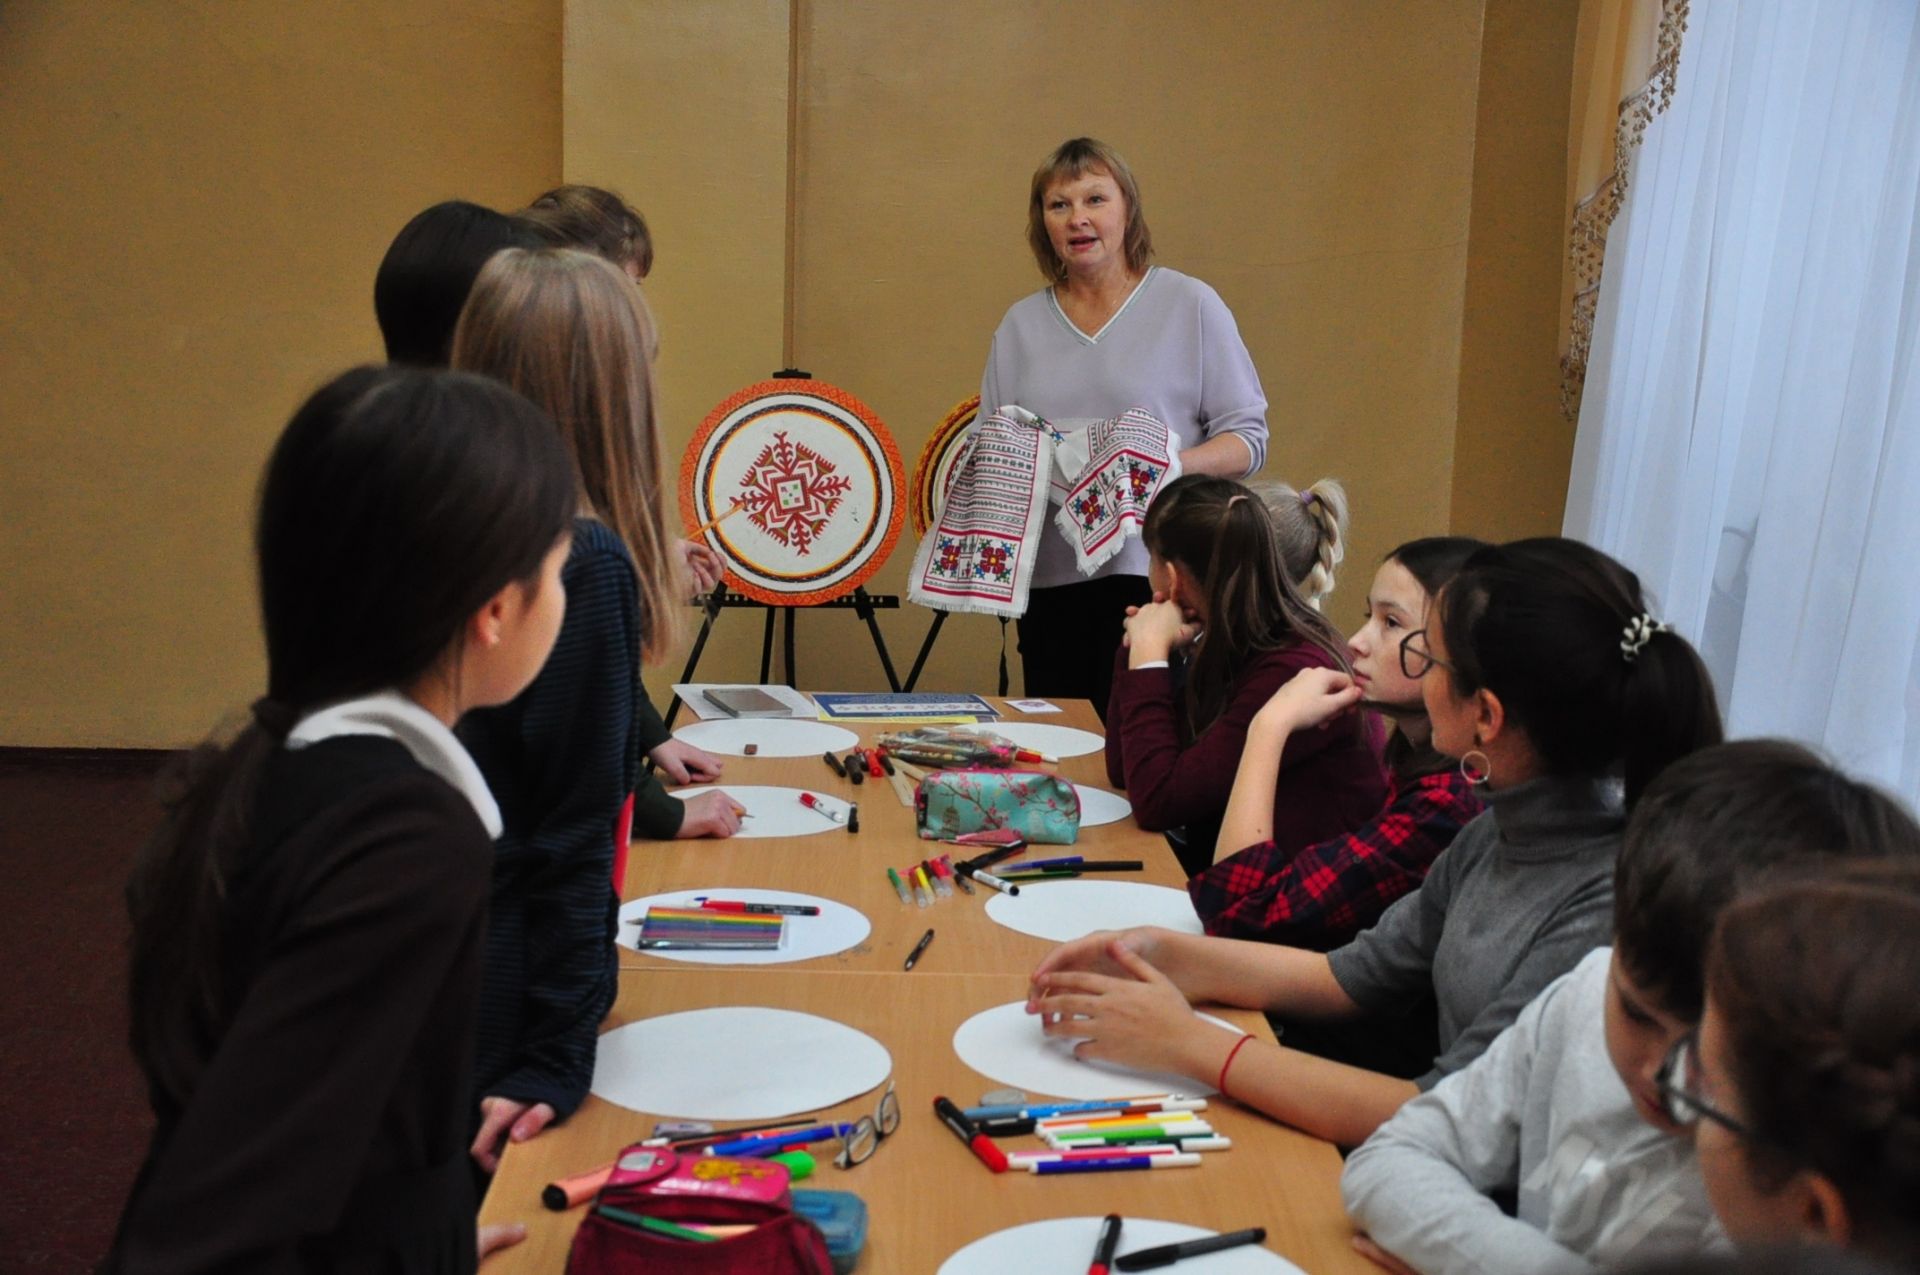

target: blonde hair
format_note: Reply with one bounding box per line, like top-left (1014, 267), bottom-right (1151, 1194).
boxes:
top-left (1026, 137), bottom-right (1154, 283)
top-left (452, 248), bottom-right (683, 661)
top-left (1246, 477), bottom-right (1348, 609)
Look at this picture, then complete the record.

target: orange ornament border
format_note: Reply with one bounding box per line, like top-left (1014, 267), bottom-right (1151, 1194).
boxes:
top-left (909, 394), bottom-right (980, 537)
top-left (679, 378), bottom-right (906, 607)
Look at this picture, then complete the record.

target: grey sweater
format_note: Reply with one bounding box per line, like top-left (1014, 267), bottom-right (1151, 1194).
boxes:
top-left (1326, 774), bottom-right (1621, 1088)
top-left (978, 267), bottom-right (1269, 588)
top-left (1343, 950), bottom-right (1724, 1274)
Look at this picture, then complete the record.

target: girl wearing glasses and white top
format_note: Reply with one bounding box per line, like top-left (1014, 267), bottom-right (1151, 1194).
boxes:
top-left (1028, 538), bottom-right (1722, 1149)
top-left (1686, 861), bottom-right (1920, 1267)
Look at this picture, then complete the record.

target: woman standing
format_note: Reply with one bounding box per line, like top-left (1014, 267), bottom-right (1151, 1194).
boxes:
top-left (980, 137), bottom-right (1269, 712)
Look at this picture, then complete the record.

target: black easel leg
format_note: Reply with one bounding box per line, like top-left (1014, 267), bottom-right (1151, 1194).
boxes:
top-left (782, 606), bottom-right (797, 688)
top-left (759, 606), bottom-right (776, 683)
top-left (854, 588), bottom-right (903, 691)
top-left (665, 595), bottom-right (725, 729)
top-left (903, 611), bottom-right (948, 691)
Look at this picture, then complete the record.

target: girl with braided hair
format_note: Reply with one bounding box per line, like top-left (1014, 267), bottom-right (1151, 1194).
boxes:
top-left (1246, 476), bottom-right (1349, 610)
top-left (1686, 860), bottom-right (1920, 1265)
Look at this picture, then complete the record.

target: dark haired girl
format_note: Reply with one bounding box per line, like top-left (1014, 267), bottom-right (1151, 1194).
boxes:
top-left (107, 367), bottom-right (577, 1272)
top-left (1107, 476), bottom-right (1387, 874)
top-left (1191, 537), bottom-right (1489, 951)
top-left (1691, 861), bottom-right (1920, 1265)
top-left (1029, 536), bottom-right (1722, 1148)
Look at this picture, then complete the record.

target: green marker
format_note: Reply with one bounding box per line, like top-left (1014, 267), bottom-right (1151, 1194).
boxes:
top-left (886, 866), bottom-right (912, 905)
top-left (596, 1204), bottom-right (718, 1242)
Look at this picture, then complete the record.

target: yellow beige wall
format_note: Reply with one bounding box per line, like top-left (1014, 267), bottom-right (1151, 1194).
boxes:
top-left (0, 1), bottom-right (562, 747)
top-left (2, 1), bottom-right (1578, 746)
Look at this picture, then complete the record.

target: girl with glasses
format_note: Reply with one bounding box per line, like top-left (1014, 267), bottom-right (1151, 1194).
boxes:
top-left (1190, 537), bottom-right (1488, 958)
top-left (1029, 537), bottom-right (1722, 1149)
top-left (1691, 861), bottom-right (1920, 1264)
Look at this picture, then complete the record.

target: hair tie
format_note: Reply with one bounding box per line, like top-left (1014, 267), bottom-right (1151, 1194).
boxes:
top-left (1620, 613), bottom-right (1671, 663)
top-left (251, 697), bottom-right (297, 739)
top-left (1299, 490), bottom-right (1316, 507)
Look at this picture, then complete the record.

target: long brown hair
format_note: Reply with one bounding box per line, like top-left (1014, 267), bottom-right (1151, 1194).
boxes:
top-left (452, 248), bottom-right (683, 661)
top-left (1142, 475), bottom-right (1349, 732)
top-left (1027, 137), bottom-right (1154, 282)
top-left (1707, 860), bottom-right (1920, 1263)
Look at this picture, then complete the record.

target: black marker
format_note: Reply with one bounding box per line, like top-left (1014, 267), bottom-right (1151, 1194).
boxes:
top-left (903, 927), bottom-right (934, 970)
top-left (1114, 1227), bottom-right (1267, 1271)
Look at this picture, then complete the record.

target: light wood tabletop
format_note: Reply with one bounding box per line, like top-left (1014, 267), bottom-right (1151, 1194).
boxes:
top-left (479, 696), bottom-right (1374, 1272)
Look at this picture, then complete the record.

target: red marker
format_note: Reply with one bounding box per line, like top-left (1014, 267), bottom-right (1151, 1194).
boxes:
top-left (933, 1096), bottom-right (1007, 1173)
top-left (866, 749), bottom-right (885, 778)
top-left (798, 792), bottom-right (845, 824)
top-left (1089, 1213), bottom-right (1122, 1275)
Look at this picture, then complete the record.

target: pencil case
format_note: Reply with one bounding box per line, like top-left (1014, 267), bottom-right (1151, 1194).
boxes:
top-left (566, 1148), bottom-right (835, 1274)
top-left (916, 768), bottom-right (1081, 844)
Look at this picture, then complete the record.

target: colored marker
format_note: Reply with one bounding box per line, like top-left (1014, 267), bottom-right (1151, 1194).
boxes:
top-left (942, 854), bottom-right (976, 895)
top-left (933, 1096), bottom-right (1008, 1173)
top-left (998, 856), bottom-right (1084, 872)
top-left (542, 1162), bottom-right (614, 1210)
top-left (1029, 1153), bottom-right (1201, 1175)
top-left (867, 749), bottom-right (885, 778)
top-left (822, 751), bottom-right (846, 778)
top-left (695, 899), bottom-right (821, 916)
top-left (844, 753), bottom-right (864, 784)
top-left (911, 866), bottom-right (933, 907)
top-left (798, 791), bottom-right (845, 823)
top-left (1041, 1115), bottom-right (1211, 1134)
top-left (887, 867), bottom-right (912, 905)
top-left (963, 1096), bottom-right (1206, 1121)
top-left (1089, 1213), bottom-right (1123, 1275)
top-left (925, 859), bottom-right (953, 897)
top-left (1113, 1227), bottom-right (1268, 1271)
top-left (1054, 1136), bottom-right (1233, 1154)
top-left (971, 869), bottom-right (1020, 896)
top-left (904, 927), bottom-right (935, 971)
top-left (704, 1124), bottom-right (850, 1156)
top-left (596, 1204), bottom-right (719, 1241)
top-left (847, 802), bottom-right (860, 833)
top-left (1008, 1146), bottom-right (1199, 1169)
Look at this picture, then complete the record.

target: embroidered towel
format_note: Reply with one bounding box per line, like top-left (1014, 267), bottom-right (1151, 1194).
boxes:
top-left (906, 405), bottom-right (1054, 617)
top-left (1052, 407), bottom-right (1181, 576)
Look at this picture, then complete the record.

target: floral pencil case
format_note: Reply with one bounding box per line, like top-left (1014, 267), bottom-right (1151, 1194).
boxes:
top-left (915, 769), bottom-right (1081, 844)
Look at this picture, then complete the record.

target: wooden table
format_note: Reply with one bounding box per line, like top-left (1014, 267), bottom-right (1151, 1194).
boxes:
top-left (480, 699), bottom-right (1372, 1273)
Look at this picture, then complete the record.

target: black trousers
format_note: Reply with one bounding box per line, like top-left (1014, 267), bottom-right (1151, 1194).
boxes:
top-left (1016, 575), bottom-right (1154, 721)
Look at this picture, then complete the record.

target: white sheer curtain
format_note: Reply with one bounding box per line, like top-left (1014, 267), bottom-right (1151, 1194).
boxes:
top-left (1565, 0), bottom-right (1920, 804)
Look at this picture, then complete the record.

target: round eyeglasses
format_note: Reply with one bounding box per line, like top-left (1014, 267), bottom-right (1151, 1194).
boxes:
top-left (1399, 629), bottom-right (1455, 680)
top-left (834, 1081), bottom-right (900, 1168)
top-left (1654, 1029), bottom-right (1755, 1137)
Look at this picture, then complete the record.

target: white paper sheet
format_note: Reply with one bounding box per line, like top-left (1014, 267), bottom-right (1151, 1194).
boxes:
top-left (951, 1000), bottom-right (1242, 1100)
top-left (1004, 698), bottom-right (1062, 714)
top-left (672, 682), bottom-right (819, 721)
top-left (940, 1218), bottom-right (1304, 1275)
top-left (958, 722), bottom-right (1105, 758)
top-left (618, 889), bottom-right (870, 965)
top-left (592, 1007), bottom-right (892, 1119)
top-left (984, 880), bottom-right (1205, 944)
top-left (667, 785), bottom-right (853, 838)
top-left (1073, 784), bottom-right (1133, 827)
top-left (672, 717), bottom-right (859, 757)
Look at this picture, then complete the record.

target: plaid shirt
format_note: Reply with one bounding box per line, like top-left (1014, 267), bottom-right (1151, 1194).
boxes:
top-left (1187, 763), bottom-right (1485, 952)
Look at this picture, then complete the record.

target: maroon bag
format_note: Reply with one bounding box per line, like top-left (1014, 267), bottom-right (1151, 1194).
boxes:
top-left (564, 1150), bottom-right (834, 1275)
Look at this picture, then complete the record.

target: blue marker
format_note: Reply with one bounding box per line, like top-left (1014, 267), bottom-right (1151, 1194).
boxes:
top-left (703, 1124), bottom-right (851, 1156)
top-left (961, 1096), bottom-right (1204, 1121)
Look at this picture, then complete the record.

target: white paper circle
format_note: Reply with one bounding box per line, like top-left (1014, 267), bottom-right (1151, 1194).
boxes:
top-left (618, 889), bottom-right (870, 965)
top-left (984, 880), bottom-right (1205, 944)
top-left (940, 1217), bottom-right (1304, 1275)
top-left (673, 717), bottom-right (859, 758)
top-left (667, 785), bottom-right (852, 838)
top-left (593, 1007), bottom-right (891, 1119)
top-left (958, 722), bottom-right (1105, 758)
top-left (951, 1000), bottom-right (1241, 1100)
top-left (1073, 784), bottom-right (1133, 827)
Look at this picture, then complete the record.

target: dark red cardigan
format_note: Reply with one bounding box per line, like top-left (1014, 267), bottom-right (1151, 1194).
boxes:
top-left (1105, 643), bottom-right (1387, 868)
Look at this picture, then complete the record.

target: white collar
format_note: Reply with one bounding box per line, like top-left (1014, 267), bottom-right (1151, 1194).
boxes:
top-left (284, 690), bottom-right (502, 837)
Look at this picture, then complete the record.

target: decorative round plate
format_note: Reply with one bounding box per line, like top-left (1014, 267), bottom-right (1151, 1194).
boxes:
top-left (909, 394), bottom-right (978, 536)
top-left (680, 379), bottom-right (905, 606)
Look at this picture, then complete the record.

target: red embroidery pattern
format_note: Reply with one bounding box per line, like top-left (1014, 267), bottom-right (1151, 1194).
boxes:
top-left (736, 430), bottom-right (854, 555)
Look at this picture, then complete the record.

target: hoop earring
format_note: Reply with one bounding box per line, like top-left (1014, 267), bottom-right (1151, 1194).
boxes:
top-left (1459, 750), bottom-right (1492, 787)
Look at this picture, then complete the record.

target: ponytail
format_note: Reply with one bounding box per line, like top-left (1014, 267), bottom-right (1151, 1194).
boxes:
top-left (1144, 475), bottom-right (1349, 731)
top-left (1248, 476), bottom-right (1349, 609)
top-left (1436, 537), bottom-right (1723, 806)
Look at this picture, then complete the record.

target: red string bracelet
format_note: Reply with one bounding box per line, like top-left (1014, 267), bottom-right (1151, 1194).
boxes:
top-left (1217, 1033), bottom-right (1254, 1100)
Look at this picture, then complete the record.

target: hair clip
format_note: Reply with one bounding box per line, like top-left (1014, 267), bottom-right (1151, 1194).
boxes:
top-left (1620, 613), bottom-right (1671, 663)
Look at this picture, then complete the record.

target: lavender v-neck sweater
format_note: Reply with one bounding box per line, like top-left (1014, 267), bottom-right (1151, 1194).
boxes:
top-left (978, 267), bottom-right (1270, 588)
